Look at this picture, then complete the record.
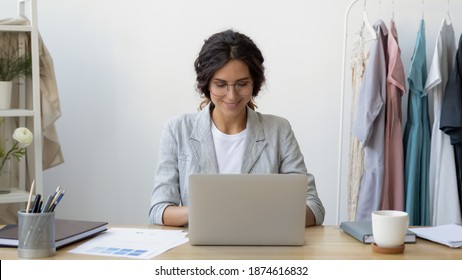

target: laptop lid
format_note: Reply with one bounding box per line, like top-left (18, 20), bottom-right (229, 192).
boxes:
top-left (188, 174), bottom-right (307, 246)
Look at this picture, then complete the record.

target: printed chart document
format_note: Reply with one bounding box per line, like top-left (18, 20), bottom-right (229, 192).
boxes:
top-left (409, 224), bottom-right (462, 248)
top-left (69, 228), bottom-right (188, 259)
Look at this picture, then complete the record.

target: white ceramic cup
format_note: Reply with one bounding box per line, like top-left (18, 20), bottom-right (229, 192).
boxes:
top-left (371, 210), bottom-right (409, 248)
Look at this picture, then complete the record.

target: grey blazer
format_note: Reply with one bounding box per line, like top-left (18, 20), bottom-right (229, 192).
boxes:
top-left (149, 104), bottom-right (325, 225)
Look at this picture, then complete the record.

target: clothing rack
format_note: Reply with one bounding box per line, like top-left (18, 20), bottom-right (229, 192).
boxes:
top-left (336, 0), bottom-right (456, 225)
top-left (337, 0), bottom-right (363, 225)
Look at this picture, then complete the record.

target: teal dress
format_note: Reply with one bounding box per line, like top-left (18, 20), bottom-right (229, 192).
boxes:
top-left (403, 20), bottom-right (431, 226)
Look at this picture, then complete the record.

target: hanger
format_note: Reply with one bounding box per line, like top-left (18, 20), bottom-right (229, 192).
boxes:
top-left (362, 0), bottom-right (377, 40)
top-left (445, 0), bottom-right (452, 24)
top-left (391, 0), bottom-right (395, 20)
top-left (379, 0), bottom-right (382, 20)
top-left (421, 0), bottom-right (425, 19)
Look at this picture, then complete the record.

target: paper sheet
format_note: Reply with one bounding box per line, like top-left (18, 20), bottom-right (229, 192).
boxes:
top-left (69, 228), bottom-right (188, 259)
top-left (409, 224), bottom-right (462, 248)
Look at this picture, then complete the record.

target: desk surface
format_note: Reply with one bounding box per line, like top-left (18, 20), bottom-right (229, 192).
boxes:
top-left (1, 225), bottom-right (461, 260)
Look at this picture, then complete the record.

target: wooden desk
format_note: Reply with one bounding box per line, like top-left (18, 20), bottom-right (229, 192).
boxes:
top-left (1, 225), bottom-right (461, 260)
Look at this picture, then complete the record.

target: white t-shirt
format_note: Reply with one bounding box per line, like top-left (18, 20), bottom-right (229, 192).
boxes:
top-left (211, 122), bottom-right (247, 174)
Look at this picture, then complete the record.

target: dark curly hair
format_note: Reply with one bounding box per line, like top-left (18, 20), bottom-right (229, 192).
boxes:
top-left (194, 30), bottom-right (265, 110)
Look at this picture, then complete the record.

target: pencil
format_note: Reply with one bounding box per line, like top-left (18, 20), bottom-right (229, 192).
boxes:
top-left (26, 180), bottom-right (35, 213)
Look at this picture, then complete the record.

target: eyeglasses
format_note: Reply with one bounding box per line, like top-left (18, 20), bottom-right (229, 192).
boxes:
top-left (209, 81), bottom-right (254, 97)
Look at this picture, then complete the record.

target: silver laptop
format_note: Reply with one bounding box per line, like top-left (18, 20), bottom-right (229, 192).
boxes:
top-left (188, 174), bottom-right (307, 246)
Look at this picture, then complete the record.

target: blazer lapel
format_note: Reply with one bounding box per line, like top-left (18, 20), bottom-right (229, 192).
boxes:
top-left (241, 108), bottom-right (267, 173)
top-left (190, 105), bottom-right (219, 173)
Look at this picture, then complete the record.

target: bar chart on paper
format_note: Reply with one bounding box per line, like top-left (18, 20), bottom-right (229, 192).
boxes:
top-left (69, 228), bottom-right (188, 259)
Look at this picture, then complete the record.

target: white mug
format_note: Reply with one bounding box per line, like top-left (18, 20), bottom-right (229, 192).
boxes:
top-left (371, 210), bottom-right (409, 248)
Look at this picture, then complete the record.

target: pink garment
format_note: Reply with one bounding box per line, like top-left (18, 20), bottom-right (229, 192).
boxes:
top-left (381, 20), bottom-right (406, 210)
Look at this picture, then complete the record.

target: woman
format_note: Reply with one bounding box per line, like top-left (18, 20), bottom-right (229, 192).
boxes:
top-left (149, 30), bottom-right (325, 227)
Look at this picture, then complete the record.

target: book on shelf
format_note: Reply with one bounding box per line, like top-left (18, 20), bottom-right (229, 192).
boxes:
top-left (408, 223), bottom-right (462, 248)
top-left (340, 221), bottom-right (416, 244)
top-left (0, 219), bottom-right (108, 248)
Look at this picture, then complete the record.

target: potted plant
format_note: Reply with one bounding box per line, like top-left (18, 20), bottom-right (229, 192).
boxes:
top-left (0, 32), bottom-right (32, 109)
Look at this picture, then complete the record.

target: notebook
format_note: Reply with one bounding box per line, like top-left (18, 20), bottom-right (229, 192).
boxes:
top-left (0, 219), bottom-right (108, 248)
top-left (340, 221), bottom-right (416, 244)
top-left (188, 174), bottom-right (308, 246)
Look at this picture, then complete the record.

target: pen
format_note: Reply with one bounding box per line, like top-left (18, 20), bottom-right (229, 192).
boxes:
top-left (49, 187), bottom-right (62, 207)
top-left (31, 194), bottom-right (41, 213)
top-left (52, 185), bottom-right (61, 199)
top-left (26, 180), bottom-right (35, 213)
top-left (37, 198), bottom-right (43, 213)
top-left (49, 189), bottom-right (65, 212)
top-left (41, 194), bottom-right (54, 213)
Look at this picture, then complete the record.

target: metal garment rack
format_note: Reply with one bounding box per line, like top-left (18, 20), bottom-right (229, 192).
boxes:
top-left (336, 0), bottom-right (362, 226)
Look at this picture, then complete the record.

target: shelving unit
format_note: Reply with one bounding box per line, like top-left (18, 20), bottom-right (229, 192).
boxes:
top-left (0, 0), bottom-right (42, 203)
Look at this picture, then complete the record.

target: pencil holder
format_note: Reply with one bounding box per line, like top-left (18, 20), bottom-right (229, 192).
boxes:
top-left (17, 210), bottom-right (56, 259)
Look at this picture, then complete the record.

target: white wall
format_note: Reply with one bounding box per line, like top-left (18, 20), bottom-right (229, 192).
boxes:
top-left (1, 0), bottom-right (461, 225)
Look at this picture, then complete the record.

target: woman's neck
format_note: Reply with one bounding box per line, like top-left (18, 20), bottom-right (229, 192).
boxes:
top-left (211, 109), bottom-right (247, 135)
